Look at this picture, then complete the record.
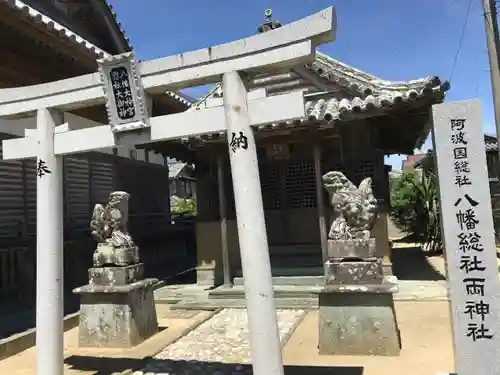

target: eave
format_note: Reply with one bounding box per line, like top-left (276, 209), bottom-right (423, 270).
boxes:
top-left (1, 0), bottom-right (109, 58)
top-left (162, 52), bottom-right (449, 154)
top-left (0, 0), bottom-right (191, 112)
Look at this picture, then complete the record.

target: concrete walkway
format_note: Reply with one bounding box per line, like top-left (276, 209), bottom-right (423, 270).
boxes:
top-left (133, 301), bottom-right (455, 375)
top-left (0, 305), bottom-right (216, 375)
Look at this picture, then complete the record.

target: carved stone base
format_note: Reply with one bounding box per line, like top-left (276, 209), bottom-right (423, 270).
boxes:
top-left (89, 263), bottom-right (144, 286)
top-left (327, 238), bottom-right (376, 259)
top-left (93, 242), bottom-right (139, 267)
top-left (324, 258), bottom-right (383, 285)
top-left (318, 281), bottom-right (401, 356)
top-left (73, 278), bottom-right (158, 348)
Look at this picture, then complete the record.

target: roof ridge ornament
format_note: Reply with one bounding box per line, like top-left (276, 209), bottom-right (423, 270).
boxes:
top-left (258, 9), bottom-right (282, 33)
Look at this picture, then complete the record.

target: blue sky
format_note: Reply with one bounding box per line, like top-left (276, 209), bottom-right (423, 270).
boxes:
top-left (109, 0), bottom-right (492, 170)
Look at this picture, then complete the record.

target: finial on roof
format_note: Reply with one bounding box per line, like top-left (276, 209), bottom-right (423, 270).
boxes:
top-left (258, 8), bottom-right (282, 33)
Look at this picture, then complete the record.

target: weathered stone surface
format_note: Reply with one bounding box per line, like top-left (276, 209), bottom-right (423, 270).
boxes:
top-left (93, 242), bottom-right (139, 267)
top-left (88, 263), bottom-right (144, 286)
top-left (323, 171), bottom-right (378, 240)
top-left (327, 238), bottom-right (376, 259)
top-left (152, 309), bottom-right (304, 364)
top-left (90, 191), bottom-right (140, 267)
top-left (318, 288), bottom-right (400, 356)
top-left (74, 278), bottom-right (158, 348)
top-left (322, 279), bottom-right (398, 294)
top-left (324, 258), bottom-right (383, 285)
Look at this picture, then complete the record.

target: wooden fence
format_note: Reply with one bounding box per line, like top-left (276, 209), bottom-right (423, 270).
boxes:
top-left (0, 135), bottom-right (197, 317)
top-left (0, 219), bottom-right (197, 314)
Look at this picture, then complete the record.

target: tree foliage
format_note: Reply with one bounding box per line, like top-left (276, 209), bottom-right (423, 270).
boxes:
top-left (171, 195), bottom-right (197, 217)
top-left (389, 158), bottom-right (443, 253)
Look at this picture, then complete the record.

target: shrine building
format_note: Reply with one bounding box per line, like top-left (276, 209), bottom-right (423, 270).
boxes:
top-left (147, 14), bottom-right (450, 286)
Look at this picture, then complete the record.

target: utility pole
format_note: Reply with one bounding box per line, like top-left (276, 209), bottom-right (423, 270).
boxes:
top-left (483, 0), bottom-right (500, 167)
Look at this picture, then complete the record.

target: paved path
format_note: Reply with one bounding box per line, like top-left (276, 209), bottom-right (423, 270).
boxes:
top-left (0, 305), bottom-right (215, 375)
top-left (133, 301), bottom-right (455, 375)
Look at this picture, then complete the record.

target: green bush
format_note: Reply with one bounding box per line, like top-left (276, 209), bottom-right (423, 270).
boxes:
top-left (389, 165), bottom-right (443, 253)
top-left (171, 196), bottom-right (197, 217)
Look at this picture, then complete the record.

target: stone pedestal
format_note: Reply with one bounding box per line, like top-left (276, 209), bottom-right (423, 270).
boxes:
top-left (319, 238), bottom-right (400, 356)
top-left (324, 258), bottom-right (383, 285)
top-left (327, 238), bottom-right (377, 259)
top-left (73, 263), bottom-right (158, 348)
top-left (318, 281), bottom-right (401, 356)
top-left (93, 242), bottom-right (139, 267)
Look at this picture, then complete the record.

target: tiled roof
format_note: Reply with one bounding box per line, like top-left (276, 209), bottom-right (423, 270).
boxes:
top-left (168, 161), bottom-right (194, 179)
top-left (2, 0), bottom-right (109, 58)
top-left (402, 154), bottom-right (427, 170)
top-left (101, 0), bottom-right (133, 51)
top-left (311, 52), bottom-right (446, 97)
top-left (191, 52), bottom-right (449, 126)
top-left (94, 2), bottom-right (193, 108)
top-left (485, 134), bottom-right (498, 151)
top-left (302, 81), bottom-right (446, 123)
top-left (1, 0), bottom-right (190, 110)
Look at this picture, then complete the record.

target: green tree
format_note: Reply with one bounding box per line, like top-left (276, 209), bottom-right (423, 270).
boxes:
top-left (171, 196), bottom-right (197, 217)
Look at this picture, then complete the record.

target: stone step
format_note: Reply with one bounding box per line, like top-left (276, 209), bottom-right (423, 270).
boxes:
top-left (234, 266), bottom-right (324, 278)
top-left (209, 285), bottom-right (322, 299)
top-left (233, 275), bottom-right (323, 286)
top-left (171, 297), bottom-right (319, 310)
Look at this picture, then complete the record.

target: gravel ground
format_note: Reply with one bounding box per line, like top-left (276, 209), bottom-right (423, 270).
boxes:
top-left (135, 308), bottom-right (305, 375)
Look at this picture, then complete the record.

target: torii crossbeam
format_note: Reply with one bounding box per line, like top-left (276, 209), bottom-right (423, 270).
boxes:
top-left (0, 8), bottom-right (336, 375)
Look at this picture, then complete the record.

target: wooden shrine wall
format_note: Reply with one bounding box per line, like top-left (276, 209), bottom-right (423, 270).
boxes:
top-left (195, 120), bottom-right (389, 248)
top-left (0, 133), bottom-right (171, 241)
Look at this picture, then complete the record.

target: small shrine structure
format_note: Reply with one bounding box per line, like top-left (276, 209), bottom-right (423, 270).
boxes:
top-left (147, 12), bottom-right (450, 286)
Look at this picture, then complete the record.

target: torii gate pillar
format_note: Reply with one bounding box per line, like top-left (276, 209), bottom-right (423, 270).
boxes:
top-left (36, 108), bottom-right (64, 375)
top-left (223, 71), bottom-right (283, 374)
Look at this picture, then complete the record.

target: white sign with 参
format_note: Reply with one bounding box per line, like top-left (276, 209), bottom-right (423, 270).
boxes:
top-left (432, 99), bottom-right (500, 375)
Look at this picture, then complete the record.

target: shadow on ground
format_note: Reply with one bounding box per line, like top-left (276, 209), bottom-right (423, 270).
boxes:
top-left (0, 271), bottom-right (197, 341)
top-left (390, 246), bottom-right (445, 281)
top-left (65, 356), bottom-right (364, 375)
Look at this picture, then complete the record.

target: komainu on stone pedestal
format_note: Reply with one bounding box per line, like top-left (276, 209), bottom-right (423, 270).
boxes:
top-left (73, 191), bottom-right (158, 349)
top-left (90, 191), bottom-right (139, 267)
top-left (318, 171), bottom-right (400, 356)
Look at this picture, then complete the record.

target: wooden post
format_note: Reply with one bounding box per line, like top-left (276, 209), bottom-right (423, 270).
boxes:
top-left (217, 152), bottom-right (232, 287)
top-left (313, 142), bottom-right (328, 264)
top-left (223, 71), bottom-right (284, 375)
top-left (36, 108), bottom-right (64, 375)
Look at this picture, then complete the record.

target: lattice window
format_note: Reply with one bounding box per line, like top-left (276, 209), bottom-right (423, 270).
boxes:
top-left (347, 154), bottom-right (385, 201)
top-left (286, 160), bottom-right (317, 208)
top-left (352, 159), bottom-right (375, 184)
top-left (260, 162), bottom-right (281, 209)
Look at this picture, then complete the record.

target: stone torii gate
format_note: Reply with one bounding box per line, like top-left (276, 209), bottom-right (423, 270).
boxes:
top-left (0, 8), bottom-right (336, 375)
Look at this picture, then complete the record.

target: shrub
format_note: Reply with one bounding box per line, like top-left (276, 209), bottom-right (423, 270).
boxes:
top-left (171, 195), bottom-right (197, 217)
top-left (390, 166), bottom-right (443, 253)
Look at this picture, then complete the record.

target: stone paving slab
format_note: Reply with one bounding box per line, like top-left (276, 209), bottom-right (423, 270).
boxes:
top-left (132, 301), bottom-right (456, 375)
top-left (171, 298), bottom-right (319, 310)
top-left (154, 284), bottom-right (210, 303)
top-left (135, 309), bottom-right (305, 374)
top-left (163, 280), bottom-right (450, 311)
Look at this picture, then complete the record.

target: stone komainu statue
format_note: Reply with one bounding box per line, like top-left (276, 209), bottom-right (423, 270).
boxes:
top-left (322, 171), bottom-right (378, 241)
top-left (90, 191), bottom-right (139, 267)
